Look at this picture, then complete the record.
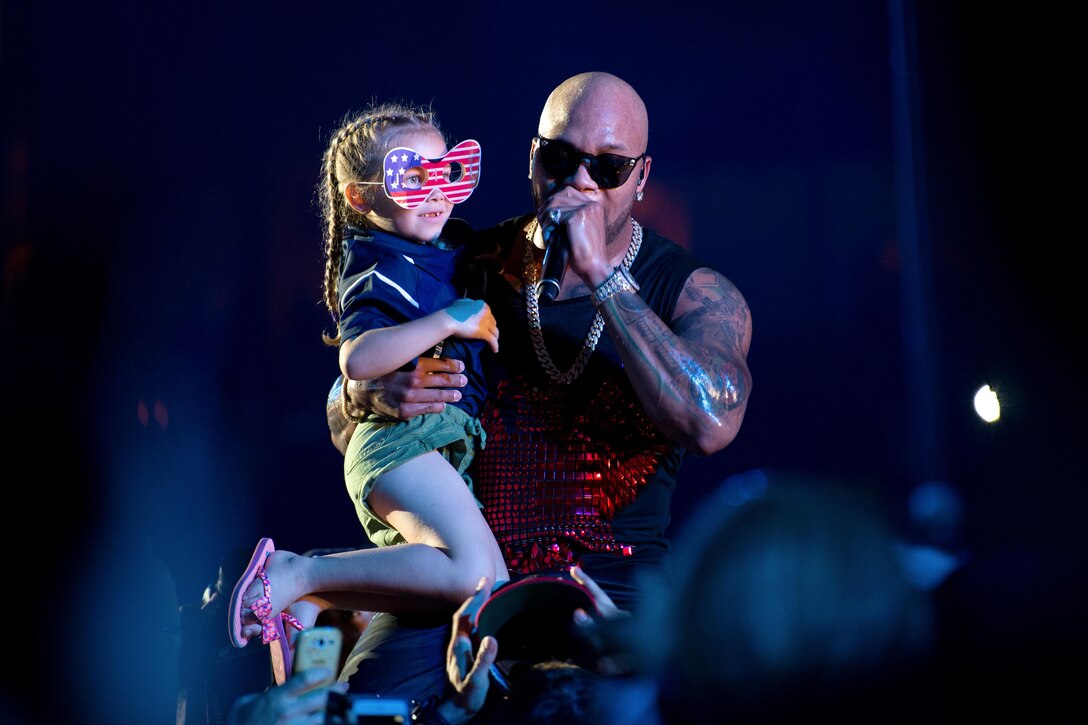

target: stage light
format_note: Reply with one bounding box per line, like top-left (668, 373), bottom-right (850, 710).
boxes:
top-left (973, 384), bottom-right (1000, 423)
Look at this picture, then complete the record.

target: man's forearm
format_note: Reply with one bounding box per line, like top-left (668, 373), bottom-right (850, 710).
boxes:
top-left (596, 272), bottom-right (752, 455)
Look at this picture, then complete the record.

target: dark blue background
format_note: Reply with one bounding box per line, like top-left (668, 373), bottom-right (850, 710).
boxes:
top-left (3, 2), bottom-right (1084, 721)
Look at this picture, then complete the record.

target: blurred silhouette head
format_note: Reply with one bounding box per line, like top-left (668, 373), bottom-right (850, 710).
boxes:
top-left (478, 659), bottom-right (599, 725)
top-left (641, 471), bottom-right (935, 723)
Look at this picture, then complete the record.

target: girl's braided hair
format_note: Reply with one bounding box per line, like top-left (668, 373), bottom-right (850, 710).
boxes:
top-left (317, 102), bottom-right (443, 346)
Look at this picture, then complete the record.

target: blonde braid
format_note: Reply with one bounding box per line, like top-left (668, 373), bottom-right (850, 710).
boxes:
top-left (319, 119), bottom-right (359, 346)
top-left (316, 103), bottom-right (444, 347)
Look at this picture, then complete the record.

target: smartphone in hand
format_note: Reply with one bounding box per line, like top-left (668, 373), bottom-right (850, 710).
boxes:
top-left (293, 626), bottom-right (343, 689)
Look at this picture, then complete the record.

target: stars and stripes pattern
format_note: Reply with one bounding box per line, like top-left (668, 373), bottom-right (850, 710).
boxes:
top-left (382, 138), bottom-right (482, 209)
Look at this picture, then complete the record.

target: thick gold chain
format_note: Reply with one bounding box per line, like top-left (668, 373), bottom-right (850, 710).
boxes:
top-left (522, 218), bottom-right (643, 384)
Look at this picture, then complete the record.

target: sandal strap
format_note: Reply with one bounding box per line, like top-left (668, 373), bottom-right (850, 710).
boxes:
top-left (248, 567), bottom-right (274, 622)
top-left (261, 612), bottom-right (306, 644)
top-left (250, 567), bottom-right (307, 644)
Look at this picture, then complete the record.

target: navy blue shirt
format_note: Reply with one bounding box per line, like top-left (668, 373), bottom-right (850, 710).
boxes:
top-left (338, 222), bottom-right (489, 418)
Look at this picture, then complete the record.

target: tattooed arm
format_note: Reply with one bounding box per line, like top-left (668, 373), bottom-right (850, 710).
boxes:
top-left (597, 267), bottom-right (752, 456)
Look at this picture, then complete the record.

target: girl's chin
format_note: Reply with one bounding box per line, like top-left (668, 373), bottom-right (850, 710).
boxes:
top-left (417, 215), bottom-right (448, 232)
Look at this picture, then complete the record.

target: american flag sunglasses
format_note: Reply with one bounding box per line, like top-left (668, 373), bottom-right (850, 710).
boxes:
top-left (362, 139), bottom-right (482, 209)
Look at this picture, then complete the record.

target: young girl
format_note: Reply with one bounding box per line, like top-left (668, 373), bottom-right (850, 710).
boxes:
top-left (228, 103), bottom-right (509, 673)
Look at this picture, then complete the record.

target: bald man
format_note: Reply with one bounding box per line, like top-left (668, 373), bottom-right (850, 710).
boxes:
top-left (332, 71), bottom-right (753, 703)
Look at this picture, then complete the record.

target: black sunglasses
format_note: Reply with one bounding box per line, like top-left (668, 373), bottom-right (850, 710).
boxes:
top-left (534, 135), bottom-right (644, 189)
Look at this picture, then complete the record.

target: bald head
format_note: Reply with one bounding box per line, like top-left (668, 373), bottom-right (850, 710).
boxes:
top-left (538, 72), bottom-right (649, 155)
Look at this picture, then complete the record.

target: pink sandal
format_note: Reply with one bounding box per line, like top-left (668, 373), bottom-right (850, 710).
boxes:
top-left (249, 566), bottom-right (305, 684)
top-left (228, 538), bottom-right (275, 648)
top-left (227, 538), bottom-right (305, 656)
top-left (250, 566), bottom-right (305, 643)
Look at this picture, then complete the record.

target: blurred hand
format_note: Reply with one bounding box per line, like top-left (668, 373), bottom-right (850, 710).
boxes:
top-left (570, 565), bottom-right (626, 622)
top-left (442, 577), bottom-right (499, 724)
top-left (227, 668), bottom-right (347, 725)
top-left (569, 566), bottom-right (634, 677)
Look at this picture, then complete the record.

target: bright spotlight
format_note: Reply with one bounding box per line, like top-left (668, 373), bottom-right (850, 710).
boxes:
top-left (973, 384), bottom-right (1000, 423)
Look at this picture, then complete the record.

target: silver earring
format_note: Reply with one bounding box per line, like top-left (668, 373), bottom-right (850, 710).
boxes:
top-left (636, 191), bottom-right (644, 202)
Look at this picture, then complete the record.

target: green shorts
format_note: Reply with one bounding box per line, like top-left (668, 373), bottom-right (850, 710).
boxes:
top-left (344, 405), bottom-right (485, 548)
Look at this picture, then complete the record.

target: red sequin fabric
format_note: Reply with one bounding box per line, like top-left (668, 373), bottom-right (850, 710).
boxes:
top-left (475, 373), bottom-right (670, 573)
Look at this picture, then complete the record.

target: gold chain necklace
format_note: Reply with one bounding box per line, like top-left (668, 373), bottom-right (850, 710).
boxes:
top-left (522, 218), bottom-right (643, 384)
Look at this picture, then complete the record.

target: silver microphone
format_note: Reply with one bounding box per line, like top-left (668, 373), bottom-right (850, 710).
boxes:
top-left (537, 208), bottom-right (568, 303)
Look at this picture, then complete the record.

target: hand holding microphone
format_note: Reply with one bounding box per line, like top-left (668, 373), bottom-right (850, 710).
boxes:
top-left (537, 207), bottom-right (568, 303)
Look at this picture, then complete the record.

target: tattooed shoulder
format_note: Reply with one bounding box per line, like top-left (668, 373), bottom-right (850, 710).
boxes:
top-left (676, 268), bottom-right (749, 328)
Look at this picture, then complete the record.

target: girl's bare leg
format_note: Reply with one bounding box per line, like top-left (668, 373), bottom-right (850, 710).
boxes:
top-left (237, 452), bottom-right (508, 642)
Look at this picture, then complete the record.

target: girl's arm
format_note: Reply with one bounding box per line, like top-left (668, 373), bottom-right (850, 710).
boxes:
top-left (340, 299), bottom-right (498, 382)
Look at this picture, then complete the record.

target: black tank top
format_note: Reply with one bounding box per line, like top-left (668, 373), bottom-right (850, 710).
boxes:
top-left (470, 215), bottom-right (705, 609)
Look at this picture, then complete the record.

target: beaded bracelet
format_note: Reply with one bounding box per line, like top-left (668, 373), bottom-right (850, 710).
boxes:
top-left (592, 265), bottom-right (640, 307)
